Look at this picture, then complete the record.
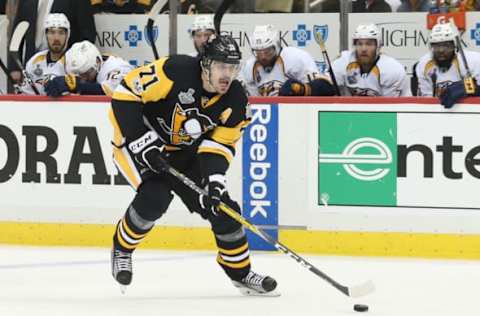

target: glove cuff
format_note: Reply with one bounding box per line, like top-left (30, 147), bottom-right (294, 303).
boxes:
top-left (209, 174), bottom-right (226, 186)
top-left (128, 131), bottom-right (160, 154)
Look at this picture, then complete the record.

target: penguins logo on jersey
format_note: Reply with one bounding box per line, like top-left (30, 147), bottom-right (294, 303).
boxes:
top-left (157, 104), bottom-right (215, 145)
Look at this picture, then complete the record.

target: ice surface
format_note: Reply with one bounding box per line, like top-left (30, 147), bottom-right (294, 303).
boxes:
top-left (0, 246), bottom-right (478, 316)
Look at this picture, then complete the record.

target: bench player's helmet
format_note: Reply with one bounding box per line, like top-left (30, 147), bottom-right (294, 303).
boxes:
top-left (44, 13), bottom-right (70, 53)
top-left (65, 41), bottom-right (102, 79)
top-left (429, 22), bottom-right (457, 48)
top-left (352, 24), bottom-right (382, 56)
top-left (189, 15), bottom-right (215, 37)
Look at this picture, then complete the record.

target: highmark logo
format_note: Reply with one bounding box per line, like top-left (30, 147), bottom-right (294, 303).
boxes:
top-left (318, 137), bottom-right (392, 181)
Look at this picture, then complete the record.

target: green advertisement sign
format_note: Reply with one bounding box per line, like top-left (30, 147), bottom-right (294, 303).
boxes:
top-left (318, 112), bottom-right (397, 206)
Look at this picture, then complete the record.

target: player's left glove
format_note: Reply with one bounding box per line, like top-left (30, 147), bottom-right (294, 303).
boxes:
top-left (279, 78), bottom-right (307, 96)
top-left (440, 79), bottom-right (477, 109)
top-left (200, 174), bottom-right (227, 217)
top-left (45, 75), bottom-right (77, 97)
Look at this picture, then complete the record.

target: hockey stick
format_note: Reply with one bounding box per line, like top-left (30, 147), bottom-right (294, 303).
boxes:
top-left (455, 35), bottom-right (476, 94)
top-left (213, 0), bottom-right (234, 34)
top-left (313, 29), bottom-right (341, 96)
top-left (0, 18), bottom-right (20, 93)
top-left (146, 0), bottom-right (167, 60)
top-left (9, 21), bottom-right (39, 95)
top-left (163, 162), bottom-right (375, 298)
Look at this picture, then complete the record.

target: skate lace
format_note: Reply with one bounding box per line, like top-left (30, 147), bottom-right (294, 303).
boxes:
top-left (243, 271), bottom-right (265, 289)
top-left (114, 250), bottom-right (132, 271)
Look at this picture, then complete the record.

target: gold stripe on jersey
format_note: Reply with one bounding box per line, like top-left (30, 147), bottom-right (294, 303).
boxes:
top-left (33, 54), bottom-right (47, 65)
top-left (201, 94), bottom-right (222, 108)
top-left (138, 0), bottom-right (152, 5)
top-left (198, 139), bottom-right (234, 163)
top-left (210, 120), bottom-right (249, 146)
top-left (424, 60), bottom-right (436, 77)
top-left (219, 108), bottom-right (232, 124)
top-left (120, 57), bottom-right (174, 103)
top-left (112, 83), bottom-right (142, 102)
top-left (371, 65), bottom-right (380, 81)
top-left (102, 83), bottom-right (113, 97)
top-left (108, 109), bottom-right (141, 188)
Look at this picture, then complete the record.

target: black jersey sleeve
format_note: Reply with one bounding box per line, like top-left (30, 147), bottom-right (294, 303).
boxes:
top-left (198, 80), bottom-right (251, 176)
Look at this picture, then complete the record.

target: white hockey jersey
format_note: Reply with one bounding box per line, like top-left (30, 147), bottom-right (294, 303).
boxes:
top-left (97, 55), bottom-right (134, 96)
top-left (416, 50), bottom-right (480, 97)
top-left (20, 50), bottom-right (66, 95)
top-left (239, 46), bottom-right (323, 96)
top-left (332, 50), bottom-right (410, 96)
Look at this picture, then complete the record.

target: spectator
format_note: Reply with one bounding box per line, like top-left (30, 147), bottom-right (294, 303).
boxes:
top-left (464, 0), bottom-right (480, 10)
top-left (90, 0), bottom-right (155, 14)
top-left (331, 24), bottom-right (409, 96)
top-left (45, 41), bottom-right (133, 96)
top-left (188, 15), bottom-right (215, 57)
top-left (397, 0), bottom-right (432, 11)
top-left (8, 0), bottom-right (96, 84)
top-left (255, 0), bottom-right (293, 12)
top-left (416, 22), bottom-right (480, 108)
top-left (239, 24), bottom-right (335, 96)
top-left (319, 0), bottom-right (392, 12)
top-left (177, 0), bottom-right (255, 13)
top-left (19, 13), bottom-right (69, 95)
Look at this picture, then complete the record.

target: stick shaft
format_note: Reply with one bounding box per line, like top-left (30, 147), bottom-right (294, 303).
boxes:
top-left (164, 164), bottom-right (371, 297)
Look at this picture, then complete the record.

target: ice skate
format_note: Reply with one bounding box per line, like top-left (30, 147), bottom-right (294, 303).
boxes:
top-left (111, 248), bottom-right (132, 294)
top-left (232, 271), bottom-right (280, 297)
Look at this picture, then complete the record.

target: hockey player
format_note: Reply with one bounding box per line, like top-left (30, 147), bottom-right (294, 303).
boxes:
top-left (45, 41), bottom-right (133, 97)
top-left (19, 13), bottom-right (69, 95)
top-left (331, 24), bottom-right (409, 96)
top-left (416, 21), bottom-right (480, 108)
top-left (188, 15), bottom-right (215, 56)
top-left (109, 34), bottom-right (278, 296)
top-left (239, 24), bottom-right (334, 96)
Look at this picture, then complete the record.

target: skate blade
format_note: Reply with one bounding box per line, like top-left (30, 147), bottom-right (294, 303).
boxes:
top-left (119, 285), bottom-right (127, 294)
top-left (236, 287), bottom-right (281, 297)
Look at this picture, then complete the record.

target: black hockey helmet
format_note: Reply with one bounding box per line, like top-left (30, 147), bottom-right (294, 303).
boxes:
top-left (201, 34), bottom-right (242, 66)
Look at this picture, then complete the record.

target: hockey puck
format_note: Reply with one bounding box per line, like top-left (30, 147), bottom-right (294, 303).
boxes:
top-left (353, 304), bottom-right (369, 312)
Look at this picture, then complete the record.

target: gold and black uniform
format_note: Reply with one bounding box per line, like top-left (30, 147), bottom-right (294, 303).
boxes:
top-left (109, 54), bottom-right (252, 281)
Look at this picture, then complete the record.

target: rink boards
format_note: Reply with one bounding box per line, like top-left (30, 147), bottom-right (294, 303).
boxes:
top-left (0, 96), bottom-right (480, 259)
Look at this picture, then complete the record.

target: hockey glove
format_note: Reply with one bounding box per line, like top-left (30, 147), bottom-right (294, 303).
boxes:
top-left (279, 78), bottom-right (308, 96)
top-left (45, 75), bottom-right (77, 97)
top-left (200, 174), bottom-right (227, 217)
top-left (440, 79), bottom-right (477, 109)
top-left (128, 131), bottom-right (168, 173)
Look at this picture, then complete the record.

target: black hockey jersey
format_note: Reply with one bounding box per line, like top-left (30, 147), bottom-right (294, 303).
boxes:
top-left (110, 54), bottom-right (250, 171)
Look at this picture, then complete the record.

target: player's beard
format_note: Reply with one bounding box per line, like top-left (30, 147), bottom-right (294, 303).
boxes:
top-left (49, 41), bottom-right (66, 55)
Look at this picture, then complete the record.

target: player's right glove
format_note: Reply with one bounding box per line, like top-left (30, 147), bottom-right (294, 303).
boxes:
top-left (200, 174), bottom-right (227, 217)
top-left (279, 78), bottom-right (307, 96)
top-left (128, 131), bottom-right (168, 173)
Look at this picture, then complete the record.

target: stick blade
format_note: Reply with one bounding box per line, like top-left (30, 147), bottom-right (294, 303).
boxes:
top-left (347, 280), bottom-right (375, 298)
top-left (10, 21), bottom-right (29, 52)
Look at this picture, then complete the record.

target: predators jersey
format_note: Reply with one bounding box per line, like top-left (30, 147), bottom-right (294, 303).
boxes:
top-left (416, 50), bottom-right (480, 97)
top-left (239, 46), bottom-right (323, 96)
top-left (97, 55), bottom-right (134, 96)
top-left (20, 50), bottom-right (65, 95)
top-left (111, 54), bottom-right (249, 171)
top-left (332, 50), bottom-right (410, 96)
